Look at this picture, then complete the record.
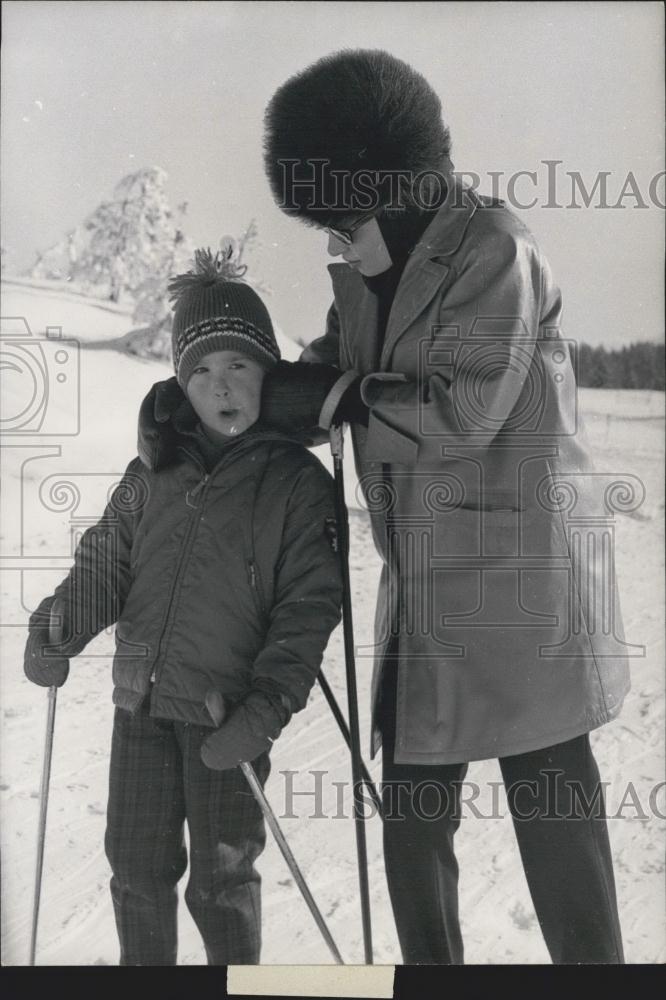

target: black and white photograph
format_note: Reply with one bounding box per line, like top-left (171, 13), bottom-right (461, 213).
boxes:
top-left (1, 0), bottom-right (664, 976)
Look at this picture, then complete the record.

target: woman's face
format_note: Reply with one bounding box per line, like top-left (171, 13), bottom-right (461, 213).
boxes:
top-left (186, 350), bottom-right (266, 441)
top-left (326, 216), bottom-right (393, 276)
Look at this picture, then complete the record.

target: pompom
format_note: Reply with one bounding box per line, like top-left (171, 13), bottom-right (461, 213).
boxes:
top-left (167, 245), bottom-right (247, 306)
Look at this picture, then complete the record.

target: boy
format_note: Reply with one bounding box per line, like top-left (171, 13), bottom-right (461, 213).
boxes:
top-left (23, 248), bottom-right (343, 966)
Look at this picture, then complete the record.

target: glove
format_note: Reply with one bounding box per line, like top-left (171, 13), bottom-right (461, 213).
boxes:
top-left (23, 595), bottom-right (73, 688)
top-left (201, 685), bottom-right (293, 771)
top-left (333, 376), bottom-right (370, 427)
top-left (261, 361), bottom-right (342, 434)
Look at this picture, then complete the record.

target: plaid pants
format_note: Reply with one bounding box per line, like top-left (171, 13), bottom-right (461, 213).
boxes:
top-left (105, 700), bottom-right (270, 966)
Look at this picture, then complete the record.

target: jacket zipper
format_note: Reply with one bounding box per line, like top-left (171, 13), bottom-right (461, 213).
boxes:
top-left (186, 474), bottom-right (209, 507)
top-left (246, 445), bottom-right (272, 623)
top-left (149, 441), bottom-right (265, 687)
top-left (149, 468), bottom-right (209, 682)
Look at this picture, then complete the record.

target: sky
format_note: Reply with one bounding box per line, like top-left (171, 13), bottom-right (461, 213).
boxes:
top-left (1, 0), bottom-right (664, 348)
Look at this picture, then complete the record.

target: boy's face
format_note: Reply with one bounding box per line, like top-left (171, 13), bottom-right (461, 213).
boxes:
top-left (186, 350), bottom-right (266, 441)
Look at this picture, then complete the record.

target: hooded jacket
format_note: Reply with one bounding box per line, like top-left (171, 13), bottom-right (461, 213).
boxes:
top-left (46, 383), bottom-right (343, 727)
top-left (303, 179), bottom-right (633, 765)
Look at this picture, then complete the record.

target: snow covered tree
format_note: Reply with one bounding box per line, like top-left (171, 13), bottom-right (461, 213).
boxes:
top-left (72, 167), bottom-right (176, 301)
top-left (31, 167), bottom-right (186, 303)
top-left (25, 167), bottom-right (272, 365)
top-left (131, 200), bottom-right (192, 327)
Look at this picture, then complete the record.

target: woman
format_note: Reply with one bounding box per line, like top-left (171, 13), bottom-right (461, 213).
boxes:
top-left (259, 48), bottom-right (632, 964)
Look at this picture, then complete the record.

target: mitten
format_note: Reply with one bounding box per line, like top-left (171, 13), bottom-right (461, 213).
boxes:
top-left (137, 377), bottom-right (193, 468)
top-left (261, 361), bottom-right (342, 434)
top-left (24, 595), bottom-right (73, 688)
top-left (201, 686), bottom-right (292, 771)
top-left (152, 376), bottom-right (187, 423)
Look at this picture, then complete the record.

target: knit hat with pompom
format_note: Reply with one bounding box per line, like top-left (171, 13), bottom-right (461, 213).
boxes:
top-left (168, 246), bottom-right (280, 390)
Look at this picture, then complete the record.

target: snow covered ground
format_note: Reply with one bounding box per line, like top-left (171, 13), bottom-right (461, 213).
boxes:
top-left (1, 280), bottom-right (664, 965)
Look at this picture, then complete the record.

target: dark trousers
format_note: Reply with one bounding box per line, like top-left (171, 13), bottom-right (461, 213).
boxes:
top-left (379, 662), bottom-right (625, 965)
top-left (105, 702), bottom-right (270, 966)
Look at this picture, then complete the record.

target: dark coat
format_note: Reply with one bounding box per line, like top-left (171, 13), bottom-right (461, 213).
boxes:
top-left (49, 386), bottom-right (343, 726)
top-left (303, 180), bottom-right (632, 765)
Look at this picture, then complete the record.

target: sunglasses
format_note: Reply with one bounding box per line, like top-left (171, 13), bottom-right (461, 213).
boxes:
top-left (325, 210), bottom-right (379, 246)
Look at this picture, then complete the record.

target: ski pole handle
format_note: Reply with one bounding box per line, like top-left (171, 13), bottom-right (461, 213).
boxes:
top-left (329, 422), bottom-right (344, 462)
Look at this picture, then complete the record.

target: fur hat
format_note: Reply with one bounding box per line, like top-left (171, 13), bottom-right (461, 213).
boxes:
top-left (168, 247), bottom-right (280, 390)
top-left (263, 49), bottom-right (452, 227)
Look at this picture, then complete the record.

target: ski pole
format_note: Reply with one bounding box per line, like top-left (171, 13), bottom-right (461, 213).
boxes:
top-left (205, 692), bottom-right (344, 964)
top-left (317, 670), bottom-right (382, 819)
top-left (329, 422), bottom-right (374, 964)
top-left (29, 598), bottom-right (65, 965)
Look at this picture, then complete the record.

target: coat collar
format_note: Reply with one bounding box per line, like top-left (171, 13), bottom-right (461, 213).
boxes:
top-left (329, 179), bottom-right (480, 367)
top-left (410, 178), bottom-right (481, 258)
